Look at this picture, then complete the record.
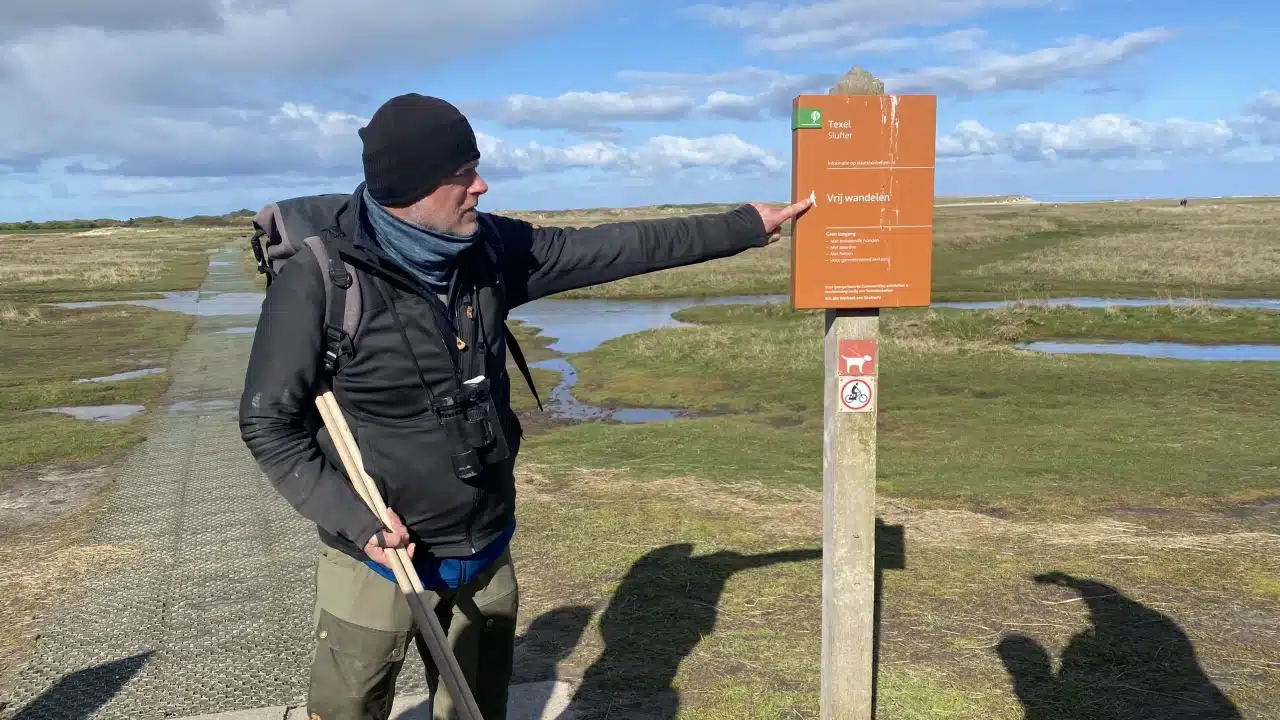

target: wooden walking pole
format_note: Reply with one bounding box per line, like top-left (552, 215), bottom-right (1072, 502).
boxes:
top-left (314, 390), bottom-right (485, 720)
top-left (790, 68), bottom-right (936, 719)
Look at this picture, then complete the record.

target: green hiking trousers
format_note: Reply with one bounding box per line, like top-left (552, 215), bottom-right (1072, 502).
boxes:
top-left (305, 542), bottom-right (520, 720)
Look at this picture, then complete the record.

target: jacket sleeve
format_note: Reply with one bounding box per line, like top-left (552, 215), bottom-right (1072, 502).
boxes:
top-left (485, 203), bottom-right (771, 306)
top-left (238, 250), bottom-right (383, 550)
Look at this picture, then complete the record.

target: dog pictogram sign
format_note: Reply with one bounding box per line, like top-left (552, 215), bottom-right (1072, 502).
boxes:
top-left (838, 377), bottom-right (874, 413)
top-left (838, 339), bottom-right (877, 376)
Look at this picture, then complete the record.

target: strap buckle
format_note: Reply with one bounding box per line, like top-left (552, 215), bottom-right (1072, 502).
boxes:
top-left (323, 324), bottom-right (347, 373)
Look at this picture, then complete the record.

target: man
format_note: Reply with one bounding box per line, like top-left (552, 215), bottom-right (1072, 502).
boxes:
top-left (238, 93), bottom-right (811, 720)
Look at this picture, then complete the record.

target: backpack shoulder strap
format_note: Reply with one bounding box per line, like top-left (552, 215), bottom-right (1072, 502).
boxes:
top-left (476, 213), bottom-right (542, 412)
top-left (303, 232), bottom-right (362, 374)
top-left (503, 324), bottom-right (542, 412)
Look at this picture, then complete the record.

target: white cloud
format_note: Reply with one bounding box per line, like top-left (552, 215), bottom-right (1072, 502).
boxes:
top-left (841, 28), bottom-right (987, 56)
top-left (472, 68), bottom-right (838, 130)
top-left (630, 135), bottom-right (784, 174)
top-left (617, 66), bottom-right (824, 91)
top-left (98, 176), bottom-right (233, 196)
top-left (699, 91), bottom-right (768, 121)
top-left (476, 131), bottom-right (782, 179)
top-left (937, 119), bottom-right (1004, 157)
top-left (884, 28), bottom-right (1174, 94)
top-left (624, 67), bottom-right (839, 119)
top-left (1006, 115), bottom-right (1236, 160)
top-left (0, 0), bottom-right (598, 177)
top-left (684, 0), bottom-right (1048, 53)
top-left (1223, 146), bottom-right (1277, 164)
top-left (0, 1), bottom-right (232, 37)
top-left (0, 1), bottom-right (786, 191)
top-left (707, 71), bottom-right (839, 119)
top-left (1247, 91), bottom-right (1280, 120)
top-left (937, 94), bottom-right (1280, 163)
top-left (1233, 90), bottom-right (1280, 144)
top-left (483, 27), bottom-right (1171, 134)
top-left (3, 102), bottom-right (368, 179)
top-left (464, 90), bottom-right (697, 132)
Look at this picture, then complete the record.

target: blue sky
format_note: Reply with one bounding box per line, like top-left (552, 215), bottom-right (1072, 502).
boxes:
top-left (1, 0), bottom-right (1276, 222)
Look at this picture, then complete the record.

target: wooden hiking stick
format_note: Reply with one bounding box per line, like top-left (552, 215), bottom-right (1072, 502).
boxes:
top-left (314, 390), bottom-right (484, 720)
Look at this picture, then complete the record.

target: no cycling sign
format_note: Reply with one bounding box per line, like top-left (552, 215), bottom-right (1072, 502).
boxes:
top-left (838, 377), bottom-right (874, 413)
top-left (836, 338), bottom-right (876, 413)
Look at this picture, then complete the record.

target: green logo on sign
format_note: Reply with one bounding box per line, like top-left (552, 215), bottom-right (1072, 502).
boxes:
top-left (793, 107), bottom-right (822, 130)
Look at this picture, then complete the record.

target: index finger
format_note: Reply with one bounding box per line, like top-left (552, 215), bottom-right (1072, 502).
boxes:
top-left (777, 197), bottom-right (814, 220)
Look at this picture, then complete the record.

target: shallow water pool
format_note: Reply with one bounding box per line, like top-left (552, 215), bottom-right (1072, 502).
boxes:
top-left (1018, 341), bottom-right (1280, 362)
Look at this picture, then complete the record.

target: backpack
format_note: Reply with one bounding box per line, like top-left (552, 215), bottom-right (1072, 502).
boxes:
top-left (248, 194), bottom-right (543, 411)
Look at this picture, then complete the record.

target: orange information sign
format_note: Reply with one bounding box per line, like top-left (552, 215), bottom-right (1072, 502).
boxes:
top-left (789, 94), bottom-right (937, 309)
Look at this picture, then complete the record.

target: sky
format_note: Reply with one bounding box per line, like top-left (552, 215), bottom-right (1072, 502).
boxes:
top-left (1, 0), bottom-right (1276, 222)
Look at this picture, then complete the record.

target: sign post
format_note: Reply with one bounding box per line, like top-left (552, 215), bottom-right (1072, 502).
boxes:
top-left (790, 68), bottom-right (936, 719)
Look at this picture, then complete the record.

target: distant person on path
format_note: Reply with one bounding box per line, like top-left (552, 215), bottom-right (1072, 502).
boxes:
top-left (239, 93), bottom-right (811, 720)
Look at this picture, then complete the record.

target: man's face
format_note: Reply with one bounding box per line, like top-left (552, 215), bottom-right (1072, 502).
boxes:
top-left (398, 160), bottom-right (488, 236)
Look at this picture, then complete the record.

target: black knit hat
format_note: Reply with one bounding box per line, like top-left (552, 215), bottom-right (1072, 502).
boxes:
top-left (359, 94), bottom-right (481, 207)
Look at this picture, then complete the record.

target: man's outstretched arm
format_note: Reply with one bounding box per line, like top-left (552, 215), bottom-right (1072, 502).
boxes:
top-left (238, 251), bottom-right (383, 551)
top-left (489, 199), bottom-right (811, 306)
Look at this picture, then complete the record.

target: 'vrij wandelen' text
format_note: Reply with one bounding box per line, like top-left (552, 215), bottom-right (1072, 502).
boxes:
top-left (826, 192), bottom-right (891, 204)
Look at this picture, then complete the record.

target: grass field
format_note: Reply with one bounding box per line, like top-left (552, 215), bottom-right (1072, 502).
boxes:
top-left (0, 225), bottom-right (237, 476)
top-left (508, 197), bottom-right (1280, 301)
top-left (0, 226), bottom-right (242, 303)
top-left (4, 198), bottom-right (1278, 717)
top-left (557, 302), bottom-right (1280, 514)
top-left (510, 300), bottom-right (1280, 717)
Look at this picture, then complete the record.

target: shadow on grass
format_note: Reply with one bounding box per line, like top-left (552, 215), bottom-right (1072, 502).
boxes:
top-left (504, 517), bottom-right (906, 712)
top-left (996, 572), bottom-right (1241, 720)
top-left (509, 605), bottom-right (595, 716)
top-left (560, 542), bottom-right (821, 717)
top-left (5, 651), bottom-right (152, 720)
top-left (548, 524), bottom-right (906, 719)
top-left (873, 519), bottom-right (906, 717)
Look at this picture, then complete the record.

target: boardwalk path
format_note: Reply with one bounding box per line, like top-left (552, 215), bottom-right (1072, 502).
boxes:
top-left (4, 248), bottom-right (436, 719)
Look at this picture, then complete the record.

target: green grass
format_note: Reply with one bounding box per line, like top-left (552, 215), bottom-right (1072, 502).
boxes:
top-left (0, 305), bottom-right (194, 478)
top-left (534, 303), bottom-right (1280, 517)
top-left (511, 454), bottom-right (1279, 718)
top-left (510, 298), bottom-right (1280, 716)
top-left (528, 417), bottom-right (821, 489)
top-left (0, 226), bottom-right (233, 480)
top-left (902, 302), bottom-right (1280, 343)
top-left (0, 226), bottom-right (239, 303)
top-left (517, 198), bottom-right (1280, 300)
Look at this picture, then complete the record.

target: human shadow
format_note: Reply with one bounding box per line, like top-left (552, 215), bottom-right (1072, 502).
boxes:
top-left (6, 651), bottom-right (152, 720)
top-left (872, 519), bottom-right (905, 717)
top-left (560, 542), bottom-right (822, 718)
top-left (509, 604), bottom-right (595, 717)
top-left (996, 572), bottom-right (1241, 720)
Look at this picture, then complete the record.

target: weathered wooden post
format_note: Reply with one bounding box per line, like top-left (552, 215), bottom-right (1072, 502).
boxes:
top-left (790, 67), bottom-right (936, 719)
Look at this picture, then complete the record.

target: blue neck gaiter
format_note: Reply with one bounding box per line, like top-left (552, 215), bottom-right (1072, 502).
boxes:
top-left (361, 186), bottom-right (479, 294)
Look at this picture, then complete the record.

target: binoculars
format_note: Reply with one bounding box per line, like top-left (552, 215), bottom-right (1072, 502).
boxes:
top-left (432, 375), bottom-right (509, 480)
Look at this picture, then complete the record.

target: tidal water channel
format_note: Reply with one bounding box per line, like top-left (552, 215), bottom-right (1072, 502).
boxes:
top-left (45, 291), bottom-right (1280, 423)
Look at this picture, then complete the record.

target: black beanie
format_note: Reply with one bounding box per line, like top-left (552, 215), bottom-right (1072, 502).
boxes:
top-left (359, 94), bottom-right (481, 207)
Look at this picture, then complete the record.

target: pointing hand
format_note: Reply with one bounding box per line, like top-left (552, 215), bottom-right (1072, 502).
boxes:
top-left (749, 197), bottom-right (815, 243)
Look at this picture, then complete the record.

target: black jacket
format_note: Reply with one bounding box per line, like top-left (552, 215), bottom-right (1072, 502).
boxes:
top-left (239, 184), bottom-right (772, 561)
